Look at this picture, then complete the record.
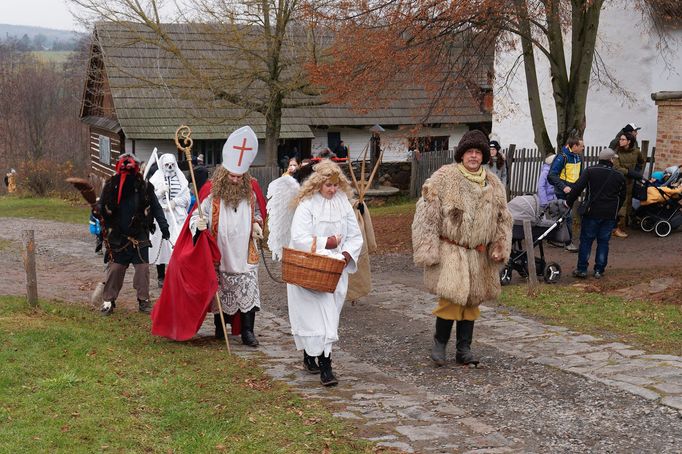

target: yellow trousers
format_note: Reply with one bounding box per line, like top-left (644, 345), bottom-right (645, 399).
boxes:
top-left (432, 297), bottom-right (480, 321)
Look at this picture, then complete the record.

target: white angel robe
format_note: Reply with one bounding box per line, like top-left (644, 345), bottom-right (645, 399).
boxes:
top-left (189, 194), bottom-right (261, 315)
top-left (286, 191), bottom-right (364, 357)
top-left (149, 167), bottom-right (190, 265)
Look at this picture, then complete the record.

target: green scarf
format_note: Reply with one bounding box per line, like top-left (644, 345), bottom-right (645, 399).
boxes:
top-left (456, 163), bottom-right (486, 187)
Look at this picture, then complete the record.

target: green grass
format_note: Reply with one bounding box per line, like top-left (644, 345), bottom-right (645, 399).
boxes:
top-left (0, 196), bottom-right (90, 224)
top-left (0, 297), bottom-right (371, 453)
top-left (368, 197), bottom-right (416, 216)
top-left (499, 286), bottom-right (682, 355)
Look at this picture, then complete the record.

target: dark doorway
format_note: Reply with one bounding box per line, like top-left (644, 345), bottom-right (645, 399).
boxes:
top-left (327, 132), bottom-right (341, 153)
top-left (278, 138), bottom-right (312, 170)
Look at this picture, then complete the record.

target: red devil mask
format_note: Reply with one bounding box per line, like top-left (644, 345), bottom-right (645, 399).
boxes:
top-left (114, 154), bottom-right (140, 204)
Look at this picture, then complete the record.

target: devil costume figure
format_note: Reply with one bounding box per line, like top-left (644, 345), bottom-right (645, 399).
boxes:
top-left (98, 153), bottom-right (170, 315)
top-left (189, 126), bottom-right (264, 347)
top-left (148, 153), bottom-right (190, 287)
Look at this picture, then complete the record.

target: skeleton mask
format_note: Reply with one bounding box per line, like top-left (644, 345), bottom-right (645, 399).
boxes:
top-left (158, 154), bottom-right (178, 177)
top-left (163, 160), bottom-right (176, 176)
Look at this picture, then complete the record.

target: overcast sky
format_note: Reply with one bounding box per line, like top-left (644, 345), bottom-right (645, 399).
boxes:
top-left (3, 0), bottom-right (81, 31)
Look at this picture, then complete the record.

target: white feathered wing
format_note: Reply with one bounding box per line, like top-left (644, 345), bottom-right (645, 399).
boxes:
top-left (266, 175), bottom-right (300, 261)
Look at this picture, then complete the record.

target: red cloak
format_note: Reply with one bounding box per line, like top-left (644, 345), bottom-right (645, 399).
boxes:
top-left (150, 178), bottom-right (267, 341)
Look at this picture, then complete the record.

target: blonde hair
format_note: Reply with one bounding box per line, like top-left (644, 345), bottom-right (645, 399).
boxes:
top-left (294, 159), bottom-right (353, 205)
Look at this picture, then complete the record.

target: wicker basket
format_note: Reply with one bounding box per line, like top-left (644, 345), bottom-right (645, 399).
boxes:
top-left (282, 237), bottom-right (345, 293)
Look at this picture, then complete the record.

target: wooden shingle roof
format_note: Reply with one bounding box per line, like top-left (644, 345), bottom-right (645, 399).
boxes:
top-left (87, 21), bottom-right (491, 140)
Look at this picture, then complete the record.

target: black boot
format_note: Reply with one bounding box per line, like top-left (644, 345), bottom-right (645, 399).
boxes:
top-left (318, 354), bottom-right (338, 386)
top-left (156, 264), bottom-right (165, 288)
top-left (214, 313), bottom-right (226, 339)
top-left (303, 351), bottom-right (320, 374)
top-left (455, 320), bottom-right (479, 366)
top-left (138, 298), bottom-right (153, 314)
top-left (240, 308), bottom-right (259, 347)
top-left (431, 317), bottom-right (453, 366)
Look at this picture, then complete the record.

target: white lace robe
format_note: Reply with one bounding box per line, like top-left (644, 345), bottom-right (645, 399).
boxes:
top-left (286, 192), bottom-right (363, 357)
top-left (189, 194), bottom-right (261, 315)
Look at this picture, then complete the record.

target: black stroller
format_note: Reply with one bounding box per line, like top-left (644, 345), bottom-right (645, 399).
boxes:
top-left (500, 196), bottom-right (570, 285)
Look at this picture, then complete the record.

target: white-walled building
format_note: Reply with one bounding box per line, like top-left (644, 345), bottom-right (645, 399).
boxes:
top-left (81, 22), bottom-right (493, 180)
top-left (492, 2), bottom-right (682, 158)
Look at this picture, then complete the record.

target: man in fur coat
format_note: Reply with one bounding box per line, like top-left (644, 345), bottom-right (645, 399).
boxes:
top-left (412, 130), bottom-right (512, 366)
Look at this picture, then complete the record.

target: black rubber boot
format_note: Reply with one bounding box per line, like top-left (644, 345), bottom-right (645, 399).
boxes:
top-left (156, 264), bottom-right (165, 288)
top-left (455, 320), bottom-right (479, 366)
top-left (303, 351), bottom-right (320, 374)
top-left (431, 317), bottom-right (453, 366)
top-left (214, 313), bottom-right (226, 339)
top-left (138, 298), bottom-right (153, 314)
top-left (240, 308), bottom-right (259, 347)
top-left (318, 354), bottom-right (338, 386)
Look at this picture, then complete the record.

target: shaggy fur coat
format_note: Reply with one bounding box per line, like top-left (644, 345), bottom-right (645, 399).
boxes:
top-left (412, 164), bottom-right (513, 307)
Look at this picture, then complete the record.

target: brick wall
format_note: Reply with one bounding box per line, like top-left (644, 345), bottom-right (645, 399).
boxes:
top-left (654, 99), bottom-right (682, 170)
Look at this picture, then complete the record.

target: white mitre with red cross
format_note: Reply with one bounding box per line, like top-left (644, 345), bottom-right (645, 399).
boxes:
top-left (221, 126), bottom-right (258, 175)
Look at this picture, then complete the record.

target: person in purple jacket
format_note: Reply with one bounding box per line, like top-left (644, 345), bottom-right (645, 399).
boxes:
top-left (537, 154), bottom-right (557, 207)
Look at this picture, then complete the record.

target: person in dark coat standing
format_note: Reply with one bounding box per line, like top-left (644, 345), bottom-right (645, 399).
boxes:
top-left (335, 140), bottom-right (349, 159)
top-left (565, 148), bottom-right (626, 279)
top-left (608, 123), bottom-right (641, 150)
top-left (98, 153), bottom-right (170, 315)
top-left (612, 132), bottom-right (645, 238)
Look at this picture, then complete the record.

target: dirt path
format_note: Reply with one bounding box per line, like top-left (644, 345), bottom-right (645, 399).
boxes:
top-left (2, 218), bottom-right (682, 452)
top-left (0, 218), bottom-right (161, 310)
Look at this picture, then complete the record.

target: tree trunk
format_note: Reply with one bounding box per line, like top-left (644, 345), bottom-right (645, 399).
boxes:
top-left (515, 0), bottom-right (554, 155)
top-left (557, 0), bottom-right (604, 146)
top-left (264, 93), bottom-right (283, 167)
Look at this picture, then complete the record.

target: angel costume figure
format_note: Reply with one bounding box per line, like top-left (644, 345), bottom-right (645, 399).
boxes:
top-left (149, 153), bottom-right (190, 287)
top-left (269, 160), bottom-right (363, 386)
top-left (190, 126), bottom-right (264, 347)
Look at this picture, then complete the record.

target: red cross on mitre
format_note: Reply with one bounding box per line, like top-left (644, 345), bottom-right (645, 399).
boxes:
top-left (233, 138), bottom-right (253, 167)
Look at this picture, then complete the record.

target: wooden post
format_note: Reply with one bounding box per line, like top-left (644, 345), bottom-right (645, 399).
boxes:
top-left (409, 152), bottom-right (418, 198)
top-left (21, 230), bottom-right (38, 307)
top-left (505, 144), bottom-right (516, 200)
top-left (522, 220), bottom-right (538, 296)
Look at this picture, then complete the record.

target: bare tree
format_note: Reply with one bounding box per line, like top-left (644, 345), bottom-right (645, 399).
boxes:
top-left (308, 0), bottom-right (681, 154)
top-left (0, 41), bottom-right (90, 195)
top-left (71, 0), bottom-right (326, 166)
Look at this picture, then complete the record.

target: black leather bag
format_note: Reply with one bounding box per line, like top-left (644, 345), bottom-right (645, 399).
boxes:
top-left (577, 200), bottom-right (589, 216)
top-left (632, 180), bottom-right (648, 201)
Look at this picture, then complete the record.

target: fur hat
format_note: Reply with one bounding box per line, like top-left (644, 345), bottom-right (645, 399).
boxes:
top-left (454, 130), bottom-right (490, 163)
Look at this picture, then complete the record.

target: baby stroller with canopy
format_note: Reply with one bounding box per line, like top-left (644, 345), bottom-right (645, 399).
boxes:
top-left (636, 167), bottom-right (682, 237)
top-left (500, 195), bottom-right (570, 285)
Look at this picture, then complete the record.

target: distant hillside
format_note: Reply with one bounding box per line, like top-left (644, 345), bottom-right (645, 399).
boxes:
top-left (0, 24), bottom-right (86, 51)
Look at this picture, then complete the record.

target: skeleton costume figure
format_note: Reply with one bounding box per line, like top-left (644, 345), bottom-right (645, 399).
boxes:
top-left (149, 153), bottom-right (190, 287)
top-left (189, 126), bottom-right (264, 347)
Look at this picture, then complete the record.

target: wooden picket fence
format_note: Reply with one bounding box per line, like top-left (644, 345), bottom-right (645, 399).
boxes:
top-left (410, 141), bottom-right (656, 199)
top-left (249, 165), bottom-right (281, 192)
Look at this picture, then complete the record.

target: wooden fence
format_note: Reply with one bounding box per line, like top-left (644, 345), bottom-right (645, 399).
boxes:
top-left (249, 165), bottom-right (281, 192)
top-left (410, 141), bottom-right (656, 199)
